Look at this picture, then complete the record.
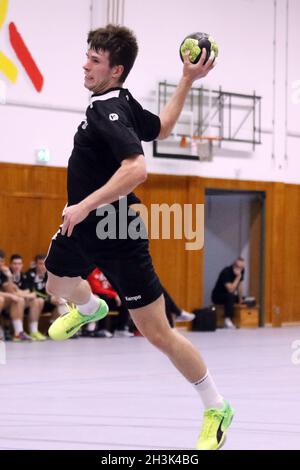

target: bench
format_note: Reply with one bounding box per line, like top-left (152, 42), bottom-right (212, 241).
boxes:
top-left (215, 304), bottom-right (259, 328)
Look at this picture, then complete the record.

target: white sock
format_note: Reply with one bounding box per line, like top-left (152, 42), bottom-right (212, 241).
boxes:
top-left (12, 319), bottom-right (23, 335)
top-left (57, 300), bottom-right (69, 315)
top-left (29, 321), bottom-right (38, 334)
top-left (77, 294), bottom-right (100, 316)
top-left (193, 370), bottom-right (224, 410)
top-left (87, 321), bottom-right (96, 332)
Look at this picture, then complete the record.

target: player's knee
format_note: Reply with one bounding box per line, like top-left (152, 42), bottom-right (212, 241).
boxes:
top-left (145, 329), bottom-right (172, 352)
top-left (46, 278), bottom-right (65, 298)
top-left (46, 275), bottom-right (79, 299)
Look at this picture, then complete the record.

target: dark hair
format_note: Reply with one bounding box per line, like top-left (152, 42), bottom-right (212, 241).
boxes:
top-left (87, 24), bottom-right (138, 83)
top-left (35, 254), bottom-right (46, 262)
top-left (10, 254), bottom-right (23, 262)
top-left (0, 249), bottom-right (5, 259)
top-left (237, 256), bottom-right (245, 262)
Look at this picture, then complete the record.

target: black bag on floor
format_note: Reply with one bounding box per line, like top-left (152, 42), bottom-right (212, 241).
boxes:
top-left (192, 306), bottom-right (217, 332)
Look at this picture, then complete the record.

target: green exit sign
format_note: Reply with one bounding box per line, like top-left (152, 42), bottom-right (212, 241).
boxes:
top-left (36, 148), bottom-right (50, 164)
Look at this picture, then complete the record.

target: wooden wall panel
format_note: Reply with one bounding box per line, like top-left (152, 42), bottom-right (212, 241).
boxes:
top-left (186, 177), bottom-right (205, 311)
top-left (0, 163), bottom-right (66, 196)
top-left (136, 175), bottom-right (191, 309)
top-left (0, 163), bottom-right (66, 269)
top-left (269, 183), bottom-right (285, 326)
top-left (249, 198), bottom-right (263, 302)
top-left (137, 174), bottom-right (205, 312)
top-left (283, 184), bottom-right (300, 323)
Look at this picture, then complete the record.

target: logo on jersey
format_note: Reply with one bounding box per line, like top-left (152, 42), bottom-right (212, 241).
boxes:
top-left (125, 295), bottom-right (142, 302)
top-left (109, 113), bottom-right (119, 121)
top-left (82, 120), bottom-right (88, 130)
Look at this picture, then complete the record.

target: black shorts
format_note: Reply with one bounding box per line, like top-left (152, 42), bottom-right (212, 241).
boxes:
top-left (45, 212), bottom-right (162, 310)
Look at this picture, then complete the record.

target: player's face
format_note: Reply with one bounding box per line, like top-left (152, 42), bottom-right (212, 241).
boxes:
top-left (36, 259), bottom-right (46, 274)
top-left (234, 260), bottom-right (245, 272)
top-left (10, 259), bottom-right (23, 274)
top-left (83, 49), bottom-right (121, 94)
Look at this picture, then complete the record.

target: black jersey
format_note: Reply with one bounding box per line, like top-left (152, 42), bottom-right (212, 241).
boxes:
top-left (67, 87), bottom-right (161, 220)
top-left (12, 272), bottom-right (33, 291)
top-left (212, 265), bottom-right (245, 298)
top-left (27, 269), bottom-right (48, 297)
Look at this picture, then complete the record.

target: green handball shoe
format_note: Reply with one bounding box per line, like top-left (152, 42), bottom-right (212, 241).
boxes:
top-left (196, 400), bottom-right (234, 450)
top-left (48, 300), bottom-right (109, 341)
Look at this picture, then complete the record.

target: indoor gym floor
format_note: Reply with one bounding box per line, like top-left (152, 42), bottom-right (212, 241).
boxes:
top-left (0, 326), bottom-right (299, 450)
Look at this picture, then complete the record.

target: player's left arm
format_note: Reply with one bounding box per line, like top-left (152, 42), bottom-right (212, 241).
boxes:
top-left (158, 49), bottom-right (215, 140)
top-left (61, 154), bottom-right (146, 237)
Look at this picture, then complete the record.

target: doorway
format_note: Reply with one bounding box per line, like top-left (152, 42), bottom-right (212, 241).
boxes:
top-left (204, 189), bottom-right (265, 326)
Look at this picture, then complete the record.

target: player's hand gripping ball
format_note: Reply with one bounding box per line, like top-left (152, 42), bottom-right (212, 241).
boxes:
top-left (179, 32), bottom-right (219, 64)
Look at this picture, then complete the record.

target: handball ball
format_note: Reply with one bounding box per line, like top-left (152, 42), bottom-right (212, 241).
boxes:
top-left (179, 32), bottom-right (219, 64)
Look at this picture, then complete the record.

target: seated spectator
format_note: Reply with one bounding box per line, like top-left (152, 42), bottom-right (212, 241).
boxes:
top-left (86, 267), bottom-right (133, 338)
top-left (211, 257), bottom-right (245, 329)
top-left (0, 249), bottom-right (13, 281)
top-left (27, 254), bottom-right (65, 322)
top-left (9, 254), bottom-right (46, 341)
top-left (0, 249), bottom-right (28, 342)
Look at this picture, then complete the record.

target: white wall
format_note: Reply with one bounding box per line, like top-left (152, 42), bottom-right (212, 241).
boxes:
top-left (122, 0), bottom-right (300, 184)
top-left (0, 0), bottom-right (299, 183)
